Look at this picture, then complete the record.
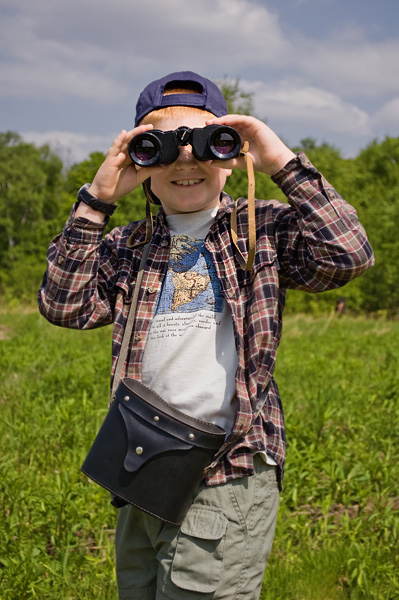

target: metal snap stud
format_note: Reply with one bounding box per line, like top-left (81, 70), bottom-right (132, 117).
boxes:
top-left (189, 433), bottom-right (195, 440)
top-left (153, 416), bottom-right (160, 422)
top-left (124, 396), bottom-right (130, 402)
top-left (135, 446), bottom-right (143, 455)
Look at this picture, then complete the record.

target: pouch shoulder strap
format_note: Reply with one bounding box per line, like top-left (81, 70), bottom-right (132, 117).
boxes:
top-left (231, 141), bottom-right (256, 271)
top-left (111, 242), bottom-right (151, 401)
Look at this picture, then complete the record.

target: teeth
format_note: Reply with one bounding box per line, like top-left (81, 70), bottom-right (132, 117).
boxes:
top-left (174, 179), bottom-right (201, 186)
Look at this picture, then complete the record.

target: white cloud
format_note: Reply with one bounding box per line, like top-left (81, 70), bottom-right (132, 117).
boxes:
top-left (247, 80), bottom-right (372, 136)
top-left (372, 98), bottom-right (399, 130)
top-left (299, 35), bottom-right (399, 98)
top-left (0, 9), bottom-right (129, 102)
top-left (0, 0), bottom-right (288, 102)
top-left (1, 0), bottom-right (398, 106)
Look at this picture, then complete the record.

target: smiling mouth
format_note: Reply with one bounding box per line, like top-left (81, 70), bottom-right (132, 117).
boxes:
top-left (172, 179), bottom-right (203, 186)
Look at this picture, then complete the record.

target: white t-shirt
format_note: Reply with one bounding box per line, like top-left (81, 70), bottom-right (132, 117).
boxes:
top-left (141, 207), bottom-right (238, 435)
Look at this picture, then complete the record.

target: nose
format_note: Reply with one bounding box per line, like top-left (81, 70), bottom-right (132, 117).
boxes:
top-left (175, 143), bottom-right (196, 166)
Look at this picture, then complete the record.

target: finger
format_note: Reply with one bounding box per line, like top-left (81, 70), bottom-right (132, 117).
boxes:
top-left (131, 163), bottom-right (164, 185)
top-left (117, 124), bottom-right (157, 163)
top-left (206, 114), bottom-right (245, 124)
top-left (103, 131), bottom-right (127, 159)
top-left (205, 114), bottom-right (253, 130)
top-left (206, 115), bottom-right (267, 146)
top-left (138, 166), bottom-right (164, 184)
top-left (107, 125), bottom-right (155, 160)
top-left (123, 124), bottom-right (155, 146)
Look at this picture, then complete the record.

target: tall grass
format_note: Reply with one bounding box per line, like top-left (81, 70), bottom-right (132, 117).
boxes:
top-left (262, 315), bottom-right (399, 600)
top-left (1, 312), bottom-right (398, 599)
top-left (0, 313), bottom-right (116, 599)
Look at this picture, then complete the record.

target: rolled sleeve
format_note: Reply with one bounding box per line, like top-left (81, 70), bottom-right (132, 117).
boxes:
top-left (38, 206), bottom-right (116, 329)
top-left (271, 153), bottom-right (374, 291)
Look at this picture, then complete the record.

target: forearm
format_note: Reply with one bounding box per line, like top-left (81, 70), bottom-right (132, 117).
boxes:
top-left (74, 200), bottom-right (108, 224)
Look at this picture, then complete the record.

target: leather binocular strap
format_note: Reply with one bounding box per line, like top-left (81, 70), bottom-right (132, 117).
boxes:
top-left (127, 184), bottom-right (154, 248)
top-left (231, 141), bottom-right (256, 271)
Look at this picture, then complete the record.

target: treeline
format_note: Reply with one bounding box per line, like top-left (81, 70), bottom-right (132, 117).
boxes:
top-left (0, 131), bottom-right (398, 315)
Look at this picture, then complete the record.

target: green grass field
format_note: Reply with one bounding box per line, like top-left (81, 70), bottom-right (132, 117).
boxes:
top-left (1, 311), bottom-right (398, 599)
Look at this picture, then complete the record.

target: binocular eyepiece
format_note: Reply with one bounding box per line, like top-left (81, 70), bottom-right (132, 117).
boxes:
top-left (129, 125), bottom-right (241, 167)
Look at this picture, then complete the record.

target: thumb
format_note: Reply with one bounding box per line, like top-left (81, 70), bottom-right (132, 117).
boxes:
top-left (135, 165), bottom-right (164, 185)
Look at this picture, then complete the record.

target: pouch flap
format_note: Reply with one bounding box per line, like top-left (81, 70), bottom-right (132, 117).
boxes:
top-left (119, 403), bottom-right (192, 472)
top-left (180, 506), bottom-right (228, 540)
top-left (118, 380), bottom-right (226, 450)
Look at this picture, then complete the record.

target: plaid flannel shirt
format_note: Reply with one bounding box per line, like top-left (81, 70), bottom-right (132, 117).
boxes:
top-left (38, 153), bottom-right (374, 487)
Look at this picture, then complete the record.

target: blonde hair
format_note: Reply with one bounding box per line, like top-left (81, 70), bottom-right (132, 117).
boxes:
top-left (139, 86), bottom-right (217, 126)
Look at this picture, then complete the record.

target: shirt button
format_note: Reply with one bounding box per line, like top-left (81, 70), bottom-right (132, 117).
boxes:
top-left (147, 286), bottom-right (156, 294)
top-left (134, 334), bottom-right (142, 342)
top-left (160, 240), bottom-right (169, 247)
top-left (57, 256), bottom-right (65, 264)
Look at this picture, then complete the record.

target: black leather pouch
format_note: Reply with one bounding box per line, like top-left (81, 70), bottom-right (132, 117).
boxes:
top-left (81, 378), bottom-right (226, 525)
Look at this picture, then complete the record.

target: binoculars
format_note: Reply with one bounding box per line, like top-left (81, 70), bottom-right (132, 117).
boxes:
top-left (129, 125), bottom-right (241, 167)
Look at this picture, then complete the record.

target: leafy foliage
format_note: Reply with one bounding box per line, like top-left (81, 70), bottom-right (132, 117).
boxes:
top-left (0, 132), bottom-right (65, 305)
top-left (1, 125), bottom-right (398, 313)
top-left (215, 77), bottom-right (255, 116)
top-left (284, 136), bottom-right (399, 316)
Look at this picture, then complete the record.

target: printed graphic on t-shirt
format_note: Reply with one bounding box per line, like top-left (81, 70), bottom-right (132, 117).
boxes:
top-left (149, 235), bottom-right (224, 341)
top-left (156, 235), bottom-right (224, 315)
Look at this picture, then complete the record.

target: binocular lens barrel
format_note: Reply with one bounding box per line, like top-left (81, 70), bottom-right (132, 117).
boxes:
top-left (129, 125), bottom-right (241, 167)
top-left (211, 131), bottom-right (237, 157)
top-left (132, 134), bottom-right (161, 164)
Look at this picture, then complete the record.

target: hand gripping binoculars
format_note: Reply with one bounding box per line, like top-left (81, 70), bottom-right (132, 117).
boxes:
top-left (129, 125), bottom-right (241, 167)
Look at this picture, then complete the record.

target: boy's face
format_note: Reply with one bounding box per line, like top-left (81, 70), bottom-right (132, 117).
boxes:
top-left (147, 112), bottom-right (231, 216)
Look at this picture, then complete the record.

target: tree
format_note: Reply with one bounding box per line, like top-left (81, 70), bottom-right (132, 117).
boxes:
top-left (0, 132), bottom-right (63, 261)
top-left (285, 137), bottom-right (399, 315)
top-left (0, 132), bottom-right (64, 303)
top-left (216, 77), bottom-right (255, 116)
top-left (349, 137), bottom-right (399, 314)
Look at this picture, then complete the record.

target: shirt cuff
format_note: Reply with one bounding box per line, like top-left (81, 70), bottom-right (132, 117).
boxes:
top-left (271, 152), bottom-right (320, 197)
top-left (63, 202), bottom-right (109, 245)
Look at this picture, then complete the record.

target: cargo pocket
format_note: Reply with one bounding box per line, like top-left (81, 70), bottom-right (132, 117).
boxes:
top-left (171, 505), bottom-right (228, 593)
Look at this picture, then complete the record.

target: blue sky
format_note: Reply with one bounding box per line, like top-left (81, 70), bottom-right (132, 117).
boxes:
top-left (0, 0), bottom-right (398, 164)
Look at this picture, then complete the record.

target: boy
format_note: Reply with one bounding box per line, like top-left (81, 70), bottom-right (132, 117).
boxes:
top-left (38, 71), bottom-right (374, 600)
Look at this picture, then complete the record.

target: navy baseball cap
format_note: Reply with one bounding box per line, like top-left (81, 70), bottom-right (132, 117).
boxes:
top-left (134, 71), bottom-right (228, 127)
